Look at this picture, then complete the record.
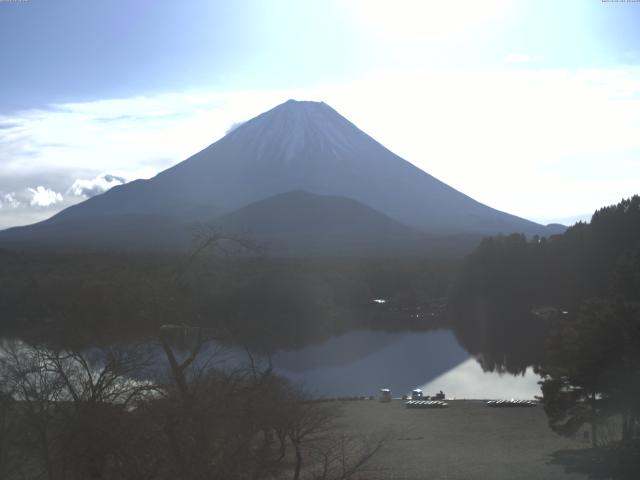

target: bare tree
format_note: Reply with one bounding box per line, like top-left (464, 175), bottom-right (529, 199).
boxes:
top-left (283, 394), bottom-right (339, 480)
top-left (0, 341), bottom-right (158, 480)
top-left (308, 433), bottom-right (387, 480)
top-left (0, 342), bottom-right (67, 480)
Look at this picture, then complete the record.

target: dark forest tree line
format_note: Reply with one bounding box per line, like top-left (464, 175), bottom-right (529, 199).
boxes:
top-left (450, 195), bottom-right (640, 451)
top-left (0, 251), bottom-right (457, 350)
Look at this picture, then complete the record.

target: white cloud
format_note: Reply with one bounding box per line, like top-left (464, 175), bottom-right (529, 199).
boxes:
top-left (1, 193), bottom-right (21, 208)
top-left (504, 53), bottom-right (531, 63)
top-left (0, 90), bottom-right (291, 188)
top-left (225, 120), bottom-right (246, 135)
top-left (504, 53), bottom-right (544, 65)
top-left (69, 174), bottom-right (127, 198)
top-left (27, 186), bottom-right (63, 207)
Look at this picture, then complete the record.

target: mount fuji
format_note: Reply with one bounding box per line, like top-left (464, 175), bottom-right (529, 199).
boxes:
top-left (0, 100), bottom-right (563, 254)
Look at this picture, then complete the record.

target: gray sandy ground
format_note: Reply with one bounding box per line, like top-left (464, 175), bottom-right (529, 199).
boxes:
top-left (334, 400), bottom-right (589, 480)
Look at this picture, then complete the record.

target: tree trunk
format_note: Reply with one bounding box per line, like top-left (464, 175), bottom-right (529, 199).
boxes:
top-left (293, 442), bottom-right (302, 480)
top-left (277, 431), bottom-right (287, 461)
top-left (262, 428), bottom-right (273, 447)
top-left (163, 416), bottom-right (188, 479)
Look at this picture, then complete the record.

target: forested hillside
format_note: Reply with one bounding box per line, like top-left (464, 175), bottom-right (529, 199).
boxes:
top-left (450, 196), bottom-right (640, 457)
top-left (450, 195), bottom-right (640, 373)
top-left (0, 250), bottom-right (456, 350)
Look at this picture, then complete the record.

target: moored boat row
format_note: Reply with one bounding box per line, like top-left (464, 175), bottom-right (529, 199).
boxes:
top-left (405, 400), bottom-right (448, 409)
top-left (486, 399), bottom-right (537, 408)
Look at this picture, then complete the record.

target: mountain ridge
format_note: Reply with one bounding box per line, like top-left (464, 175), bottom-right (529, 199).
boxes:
top-left (0, 99), bottom-right (564, 253)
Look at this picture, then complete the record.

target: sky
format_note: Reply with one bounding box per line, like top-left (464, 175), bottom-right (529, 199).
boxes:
top-left (1, 0), bottom-right (640, 229)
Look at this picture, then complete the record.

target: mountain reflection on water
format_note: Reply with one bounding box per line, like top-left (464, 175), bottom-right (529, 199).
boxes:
top-left (420, 359), bottom-right (540, 400)
top-left (271, 329), bottom-right (541, 398)
top-left (0, 327), bottom-right (542, 400)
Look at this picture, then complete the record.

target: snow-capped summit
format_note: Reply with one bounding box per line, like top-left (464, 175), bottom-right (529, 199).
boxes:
top-left (223, 100), bottom-right (358, 164)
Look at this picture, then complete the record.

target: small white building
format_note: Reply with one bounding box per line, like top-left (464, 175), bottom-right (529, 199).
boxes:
top-left (379, 388), bottom-right (392, 402)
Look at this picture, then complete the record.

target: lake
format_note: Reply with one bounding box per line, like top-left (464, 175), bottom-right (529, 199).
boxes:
top-left (0, 328), bottom-right (541, 400)
top-left (271, 328), bottom-right (541, 399)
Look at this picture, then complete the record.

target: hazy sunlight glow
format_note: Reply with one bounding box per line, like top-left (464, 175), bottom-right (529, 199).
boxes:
top-left (349, 0), bottom-right (513, 41)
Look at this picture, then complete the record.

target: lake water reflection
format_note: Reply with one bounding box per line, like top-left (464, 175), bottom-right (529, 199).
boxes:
top-left (1, 329), bottom-right (542, 400)
top-left (272, 329), bottom-right (541, 399)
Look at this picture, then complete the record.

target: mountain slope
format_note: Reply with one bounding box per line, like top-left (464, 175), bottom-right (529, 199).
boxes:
top-left (0, 99), bottom-right (561, 252)
top-left (216, 190), bottom-right (426, 255)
